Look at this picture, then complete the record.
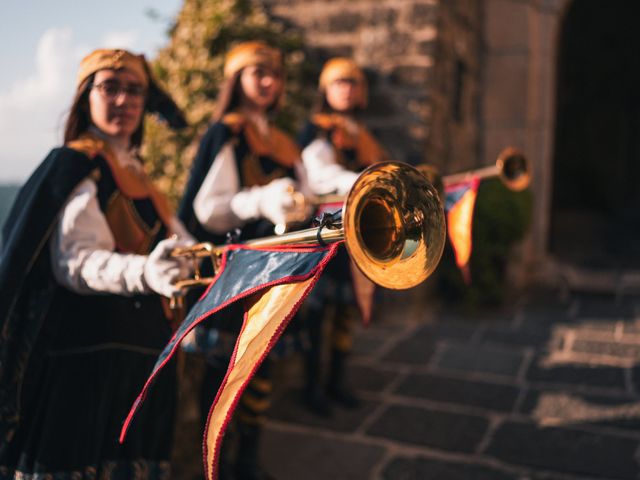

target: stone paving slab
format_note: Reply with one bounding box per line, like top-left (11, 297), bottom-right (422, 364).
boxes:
top-left (381, 456), bottom-right (520, 480)
top-left (481, 323), bottom-right (561, 349)
top-left (574, 294), bottom-right (637, 319)
top-left (571, 339), bottom-right (640, 359)
top-left (435, 342), bottom-right (526, 377)
top-left (366, 404), bottom-right (489, 453)
top-left (349, 364), bottom-right (399, 393)
top-left (520, 388), bottom-right (640, 432)
top-left (518, 309), bottom-right (575, 327)
top-left (214, 291), bottom-right (640, 480)
top-left (413, 318), bottom-right (485, 340)
top-left (269, 388), bottom-right (378, 432)
top-left (526, 356), bottom-right (627, 390)
top-left (485, 420), bottom-right (640, 479)
top-left (395, 372), bottom-right (520, 412)
top-left (381, 336), bottom-right (438, 365)
top-left (262, 428), bottom-right (385, 480)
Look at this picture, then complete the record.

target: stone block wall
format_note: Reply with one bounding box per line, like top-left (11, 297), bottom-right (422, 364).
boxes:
top-left (264, 0), bottom-right (471, 168)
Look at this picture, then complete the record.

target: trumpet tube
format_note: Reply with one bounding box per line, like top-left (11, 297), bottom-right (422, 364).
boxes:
top-left (441, 147), bottom-right (530, 192)
top-left (173, 162), bottom-right (446, 291)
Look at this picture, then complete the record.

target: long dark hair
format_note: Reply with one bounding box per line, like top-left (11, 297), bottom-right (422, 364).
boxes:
top-left (212, 68), bottom-right (282, 122)
top-left (63, 73), bottom-right (145, 147)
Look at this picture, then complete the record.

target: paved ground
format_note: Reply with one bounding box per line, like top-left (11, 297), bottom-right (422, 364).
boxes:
top-left (259, 287), bottom-right (640, 480)
top-left (172, 286), bottom-right (640, 479)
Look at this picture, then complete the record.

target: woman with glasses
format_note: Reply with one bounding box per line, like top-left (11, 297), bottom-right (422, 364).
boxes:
top-left (179, 41), bottom-right (309, 480)
top-left (297, 57), bottom-right (389, 416)
top-left (0, 48), bottom-right (192, 478)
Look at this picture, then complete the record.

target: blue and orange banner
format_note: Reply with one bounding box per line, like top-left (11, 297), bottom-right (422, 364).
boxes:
top-left (444, 177), bottom-right (479, 283)
top-left (120, 243), bottom-right (340, 480)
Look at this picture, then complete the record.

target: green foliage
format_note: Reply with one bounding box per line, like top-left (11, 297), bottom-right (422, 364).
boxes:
top-left (437, 178), bottom-right (533, 309)
top-left (143, 0), bottom-right (315, 206)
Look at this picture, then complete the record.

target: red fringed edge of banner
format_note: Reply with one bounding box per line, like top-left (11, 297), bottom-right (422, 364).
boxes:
top-left (119, 242), bottom-right (341, 445)
top-left (202, 247), bottom-right (337, 479)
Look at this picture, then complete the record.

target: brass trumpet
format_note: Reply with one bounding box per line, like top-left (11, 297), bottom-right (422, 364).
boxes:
top-left (438, 147), bottom-right (531, 192)
top-left (416, 147), bottom-right (531, 198)
top-left (172, 162), bottom-right (446, 292)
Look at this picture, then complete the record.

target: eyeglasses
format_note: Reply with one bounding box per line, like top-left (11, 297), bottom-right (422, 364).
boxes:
top-left (92, 81), bottom-right (147, 103)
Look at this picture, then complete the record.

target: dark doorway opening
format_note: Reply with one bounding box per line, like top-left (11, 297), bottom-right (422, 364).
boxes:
top-left (550, 0), bottom-right (640, 269)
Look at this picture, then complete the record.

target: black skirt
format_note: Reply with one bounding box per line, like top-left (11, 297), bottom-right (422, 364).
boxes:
top-left (0, 290), bottom-right (177, 479)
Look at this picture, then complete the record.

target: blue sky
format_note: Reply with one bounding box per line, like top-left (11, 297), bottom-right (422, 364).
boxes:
top-left (0, 0), bottom-right (182, 183)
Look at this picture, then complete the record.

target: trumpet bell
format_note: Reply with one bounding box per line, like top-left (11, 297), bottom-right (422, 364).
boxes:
top-left (343, 162), bottom-right (446, 290)
top-left (497, 147), bottom-right (530, 192)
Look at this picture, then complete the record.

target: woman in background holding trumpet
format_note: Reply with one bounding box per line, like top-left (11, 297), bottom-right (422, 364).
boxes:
top-left (179, 41), bottom-right (310, 480)
top-left (297, 58), bottom-right (390, 416)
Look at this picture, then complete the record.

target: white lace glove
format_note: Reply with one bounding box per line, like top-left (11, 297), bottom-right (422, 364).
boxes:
top-left (144, 237), bottom-right (194, 298)
top-left (258, 177), bottom-right (309, 226)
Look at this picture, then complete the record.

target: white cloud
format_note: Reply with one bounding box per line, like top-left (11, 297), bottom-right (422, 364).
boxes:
top-left (0, 28), bottom-right (142, 183)
top-left (0, 27), bottom-right (86, 182)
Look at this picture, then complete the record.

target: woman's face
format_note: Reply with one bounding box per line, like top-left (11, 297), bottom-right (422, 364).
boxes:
top-left (88, 69), bottom-right (146, 142)
top-left (325, 78), bottom-right (362, 113)
top-left (239, 64), bottom-right (282, 112)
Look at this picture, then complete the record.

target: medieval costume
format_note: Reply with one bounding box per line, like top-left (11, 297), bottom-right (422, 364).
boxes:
top-left (297, 57), bottom-right (389, 416)
top-left (0, 49), bottom-right (190, 478)
top-left (179, 41), bottom-right (309, 480)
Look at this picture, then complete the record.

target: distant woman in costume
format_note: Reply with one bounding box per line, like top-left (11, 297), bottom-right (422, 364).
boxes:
top-left (298, 57), bottom-right (389, 416)
top-left (0, 48), bottom-right (192, 478)
top-left (179, 41), bottom-right (308, 480)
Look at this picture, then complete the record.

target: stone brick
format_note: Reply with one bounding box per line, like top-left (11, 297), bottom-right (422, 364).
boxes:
top-left (263, 429), bottom-right (385, 480)
top-left (408, 3), bottom-right (438, 27)
top-left (383, 32), bottom-right (414, 58)
top-left (370, 7), bottom-right (399, 27)
top-left (418, 39), bottom-right (437, 56)
top-left (323, 12), bottom-right (361, 33)
top-left (396, 372), bottom-right (520, 412)
top-left (314, 44), bottom-right (354, 60)
top-left (526, 357), bottom-right (626, 390)
top-left (627, 365), bottom-right (640, 392)
top-left (622, 319), bottom-right (640, 335)
top-left (367, 404), bottom-right (489, 452)
top-left (486, 420), bottom-right (640, 479)
top-left (390, 65), bottom-right (431, 87)
top-left (382, 456), bottom-right (518, 480)
top-left (436, 343), bottom-right (525, 377)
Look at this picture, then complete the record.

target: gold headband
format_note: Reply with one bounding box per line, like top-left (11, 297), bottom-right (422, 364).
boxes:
top-left (319, 57), bottom-right (367, 108)
top-left (223, 41), bottom-right (283, 79)
top-left (77, 49), bottom-right (149, 88)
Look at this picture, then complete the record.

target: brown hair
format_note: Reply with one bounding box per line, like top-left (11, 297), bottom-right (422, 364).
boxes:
top-left (63, 73), bottom-right (145, 147)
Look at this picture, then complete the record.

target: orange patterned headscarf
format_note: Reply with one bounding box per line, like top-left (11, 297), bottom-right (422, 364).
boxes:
top-left (319, 57), bottom-right (368, 108)
top-left (77, 49), bottom-right (149, 88)
top-left (223, 41), bottom-right (283, 79)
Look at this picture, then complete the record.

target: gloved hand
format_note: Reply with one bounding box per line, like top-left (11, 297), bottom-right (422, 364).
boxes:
top-left (144, 237), bottom-right (194, 298)
top-left (258, 177), bottom-right (309, 226)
